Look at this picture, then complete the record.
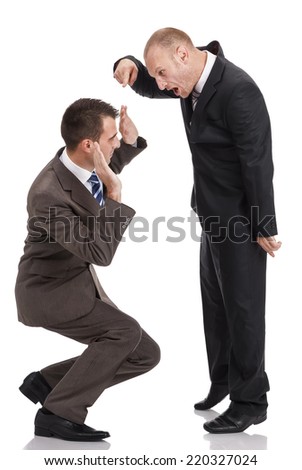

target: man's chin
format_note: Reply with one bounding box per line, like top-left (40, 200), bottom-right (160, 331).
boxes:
top-left (176, 89), bottom-right (189, 99)
top-left (181, 91), bottom-right (191, 99)
top-left (106, 155), bottom-right (113, 164)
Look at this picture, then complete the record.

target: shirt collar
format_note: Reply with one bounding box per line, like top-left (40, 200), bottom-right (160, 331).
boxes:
top-left (194, 50), bottom-right (217, 94)
top-left (60, 147), bottom-right (93, 184)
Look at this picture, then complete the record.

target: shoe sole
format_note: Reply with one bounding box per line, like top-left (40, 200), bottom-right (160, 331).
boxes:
top-left (35, 426), bottom-right (109, 441)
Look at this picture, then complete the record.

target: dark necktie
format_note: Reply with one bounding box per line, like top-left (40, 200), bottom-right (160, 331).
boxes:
top-left (192, 88), bottom-right (200, 110)
top-left (87, 171), bottom-right (104, 206)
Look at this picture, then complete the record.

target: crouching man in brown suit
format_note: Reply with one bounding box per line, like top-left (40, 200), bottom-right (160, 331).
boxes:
top-left (15, 98), bottom-right (160, 441)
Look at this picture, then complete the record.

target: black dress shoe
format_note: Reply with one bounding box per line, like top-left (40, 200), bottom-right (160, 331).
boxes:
top-left (34, 409), bottom-right (110, 441)
top-left (203, 404), bottom-right (267, 433)
top-left (194, 385), bottom-right (228, 410)
top-left (19, 372), bottom-right (52, 405)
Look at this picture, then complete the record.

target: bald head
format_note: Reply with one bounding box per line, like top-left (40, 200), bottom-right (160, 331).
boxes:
top-left (144, 27), bottom-right (195, 59)
top-left (143, 27), bottom-right (206, 99)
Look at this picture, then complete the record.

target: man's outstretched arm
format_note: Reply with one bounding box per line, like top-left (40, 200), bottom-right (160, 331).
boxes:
top-left (113, 56), bottom-right (176, 99)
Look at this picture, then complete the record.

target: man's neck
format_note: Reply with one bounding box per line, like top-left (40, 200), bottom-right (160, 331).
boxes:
top-left (66, 148), bottom-right (93, 171)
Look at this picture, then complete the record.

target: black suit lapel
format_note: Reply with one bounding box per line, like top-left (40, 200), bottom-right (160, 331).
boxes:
top-left (181, 98), bottom-right (193, 132)
top-left (182, 43), bottom-right (226, 135)
top-left (192, 54), bottom-right (225, 119)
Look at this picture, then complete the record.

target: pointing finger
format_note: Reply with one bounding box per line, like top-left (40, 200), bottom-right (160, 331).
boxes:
top-left (122, 72), bottom-right (130, 87)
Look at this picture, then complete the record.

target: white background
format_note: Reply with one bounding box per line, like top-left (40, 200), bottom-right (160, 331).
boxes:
top-left (0, 0), bottom-right (301, 468)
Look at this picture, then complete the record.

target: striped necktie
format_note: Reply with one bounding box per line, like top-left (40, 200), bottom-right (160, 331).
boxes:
top-left (192, 88), bottom-right (200, 110)
top-left (87, 171), bottom-right (104, 206)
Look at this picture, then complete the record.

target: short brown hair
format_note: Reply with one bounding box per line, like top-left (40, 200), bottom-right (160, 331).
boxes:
top-left (61, 98), bottom-right (119, 150)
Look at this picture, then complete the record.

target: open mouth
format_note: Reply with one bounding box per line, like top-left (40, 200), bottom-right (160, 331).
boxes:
top-left (167, 86), bottom-right (180, 96)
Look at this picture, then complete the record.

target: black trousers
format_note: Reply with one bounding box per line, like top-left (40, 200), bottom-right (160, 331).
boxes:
top-left (200, 231), bottom-right (269, 414)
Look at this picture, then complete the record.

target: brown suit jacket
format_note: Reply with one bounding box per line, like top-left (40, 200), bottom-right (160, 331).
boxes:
top-left (15, 138), bottom-right (147, 327)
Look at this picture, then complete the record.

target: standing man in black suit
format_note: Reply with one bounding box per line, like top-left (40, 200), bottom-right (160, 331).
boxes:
top-left (113, 27), bottom-right (281, 434)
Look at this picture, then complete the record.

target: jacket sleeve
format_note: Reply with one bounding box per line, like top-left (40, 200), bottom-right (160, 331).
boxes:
top-left (109, 136), bottom-right (147, 174)
top-left (27, 191), bottom-right (135, 267)
top-left (226, 81), bottom-right (278, 238)
top-left (113, 55), bottom-right (177, 99)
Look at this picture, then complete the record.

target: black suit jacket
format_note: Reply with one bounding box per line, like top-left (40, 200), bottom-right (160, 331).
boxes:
top-left (116, 41), bottom-right (277, 238)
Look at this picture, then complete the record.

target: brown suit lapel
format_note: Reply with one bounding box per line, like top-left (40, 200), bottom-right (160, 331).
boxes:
top-left (52, 150), bottom-right (102, 216)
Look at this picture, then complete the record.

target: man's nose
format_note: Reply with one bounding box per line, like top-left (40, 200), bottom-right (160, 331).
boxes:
top-left (156, 78), bottom-right (167, 90)
top-left (114, 136), bottom-right (121, 149)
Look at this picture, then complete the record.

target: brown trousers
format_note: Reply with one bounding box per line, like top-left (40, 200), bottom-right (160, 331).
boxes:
top-left (41, 298), bottom-right (160, 424)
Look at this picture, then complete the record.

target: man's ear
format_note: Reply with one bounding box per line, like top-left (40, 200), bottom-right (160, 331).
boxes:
top-left (80, 139), bottom-right (93, 153)
top-left (175, 45), bottom-right (189, 64)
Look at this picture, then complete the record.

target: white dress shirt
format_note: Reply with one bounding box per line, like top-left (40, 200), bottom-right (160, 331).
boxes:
top-left (60, 148), bottom-right (103, 195)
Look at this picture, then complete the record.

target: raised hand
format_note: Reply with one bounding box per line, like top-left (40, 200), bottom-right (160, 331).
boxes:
top-left (93, 142), bottom-right (122, 203)
top-left (119, 105), bottom-right (138, 145)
